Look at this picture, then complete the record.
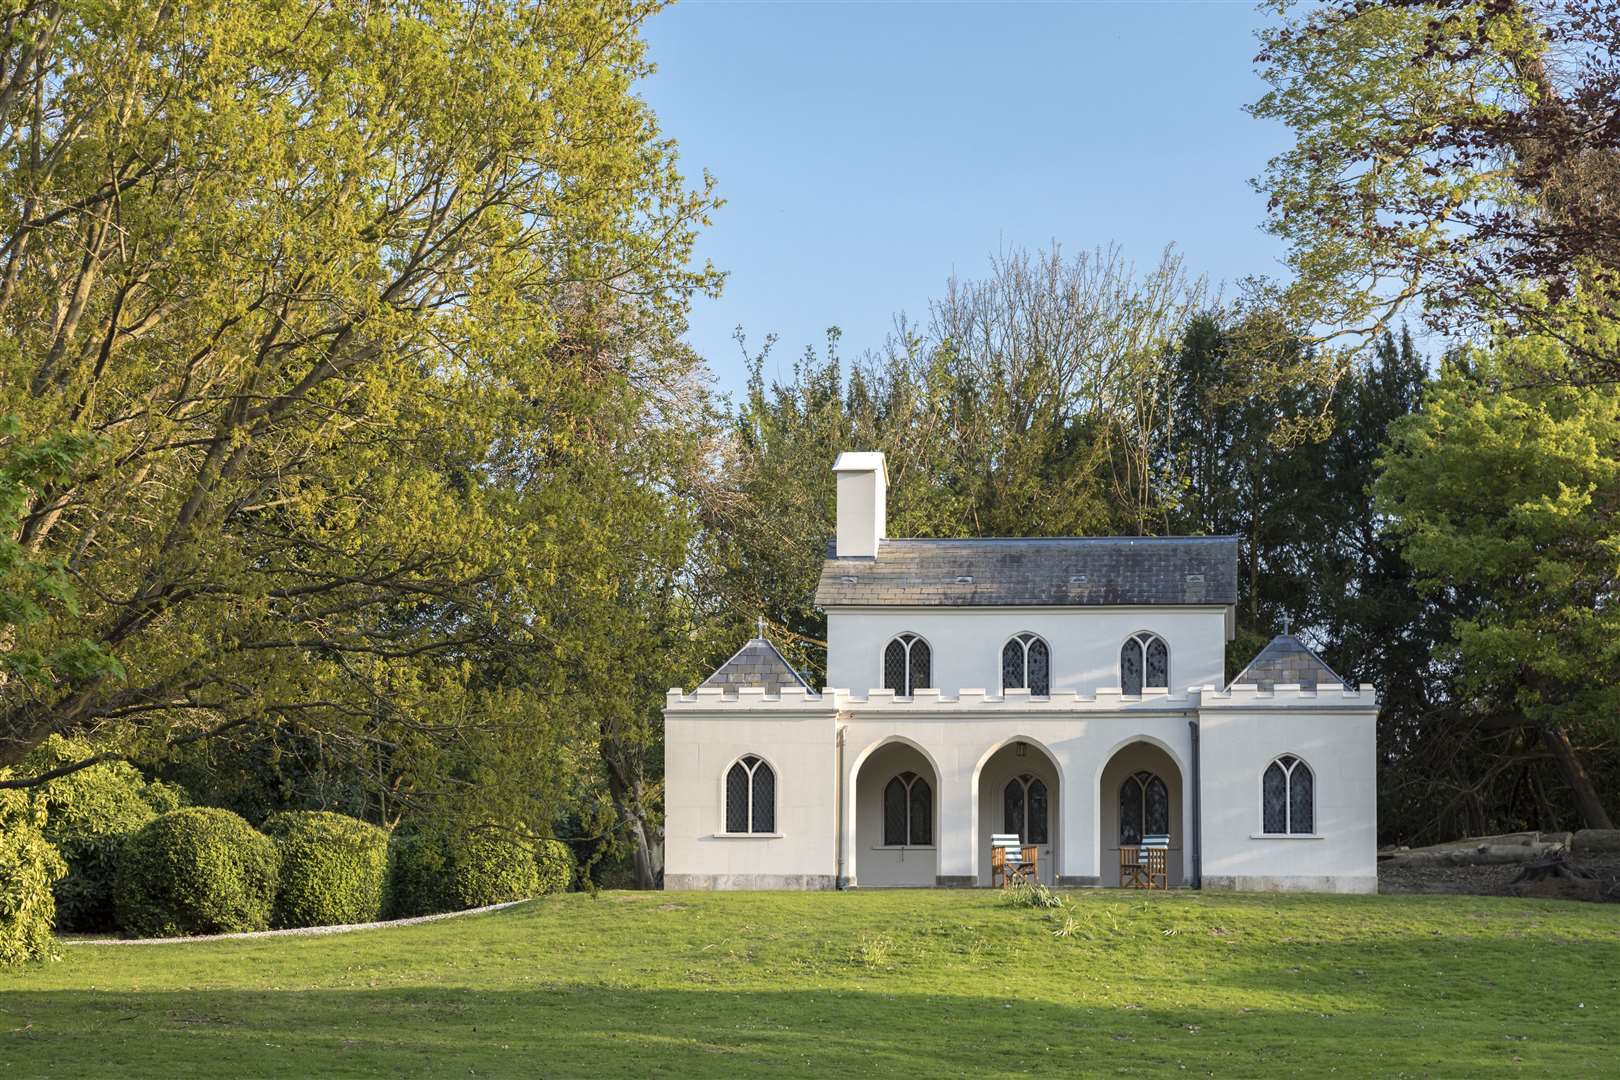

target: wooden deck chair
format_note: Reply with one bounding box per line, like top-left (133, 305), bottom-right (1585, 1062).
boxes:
top-left (991, 833), bottom-right (1027, 888)
top-left (1119, 845), bottom-right (1147, 888)
top-left (1141, 834), bottom-right (1171, 890)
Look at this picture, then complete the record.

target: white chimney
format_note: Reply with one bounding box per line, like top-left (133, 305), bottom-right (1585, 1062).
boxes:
top-left (832, 451), bottom-right (887, 558)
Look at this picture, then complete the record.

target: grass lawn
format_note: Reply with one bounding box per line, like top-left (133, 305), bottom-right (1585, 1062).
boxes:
top-left (3, 889), bottom-right (1618, 1077)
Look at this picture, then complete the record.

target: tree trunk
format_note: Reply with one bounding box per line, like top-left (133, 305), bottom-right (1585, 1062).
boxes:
top-left (1543, 725), bottom-right (1615, 829)
top-left (600, 742), bottom-right (661, 889)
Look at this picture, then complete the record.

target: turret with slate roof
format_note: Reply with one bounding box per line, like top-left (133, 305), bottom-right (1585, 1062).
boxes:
top-left (699, 618), bottom-right (812, 695)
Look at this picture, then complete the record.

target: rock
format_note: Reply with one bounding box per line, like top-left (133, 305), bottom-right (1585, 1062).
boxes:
top-left (1572, 830), bottom-right (1620, 858)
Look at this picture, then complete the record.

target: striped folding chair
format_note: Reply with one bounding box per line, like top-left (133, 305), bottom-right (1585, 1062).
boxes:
top-left (991, 833), bottom-right (1028, 888)
top-left (1141, 834), bottom-right (1170, 890)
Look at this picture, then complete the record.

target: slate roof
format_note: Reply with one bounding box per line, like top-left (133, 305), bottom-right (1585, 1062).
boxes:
top-left (1230, 634), bottom-right (1346, 690)
top-left (813, 536), bottom-right (1239, 608)
top-left (699, 636), bottom-right (812, 693)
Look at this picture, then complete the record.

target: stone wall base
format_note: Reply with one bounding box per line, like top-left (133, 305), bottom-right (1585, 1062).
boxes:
top-left (934, 875), bottom-right (976, 888)
top-left (664, 874), bottom-right (837, 891)
top-left (1056, 875), bottom-right (1102, 887)
top-left (1202, 874), bottom-right (1376, 895)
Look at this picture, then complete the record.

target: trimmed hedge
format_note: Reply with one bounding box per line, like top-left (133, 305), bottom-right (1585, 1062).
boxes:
top-left (534, 839), bottom-right (574, 895)
top-left (385, 826), bottom-right (540, 918)
top-left (25, 736), bottom-right (178, 931)
top-left (0, 785), bottom-right (66, 966)
top-left (264, 811), bottom-right (389, 929)
top-left (113, 807), bottom-right (280, 937)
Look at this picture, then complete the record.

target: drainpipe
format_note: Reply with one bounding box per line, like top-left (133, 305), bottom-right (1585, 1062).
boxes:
top-left (1188, 718), bottom-right (1203, 889)
top-left (835, 723), bottom-right (847, 889)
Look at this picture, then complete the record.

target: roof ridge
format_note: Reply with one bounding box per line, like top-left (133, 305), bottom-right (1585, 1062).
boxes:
top-left (881, 535), bottom-right (1240, 544)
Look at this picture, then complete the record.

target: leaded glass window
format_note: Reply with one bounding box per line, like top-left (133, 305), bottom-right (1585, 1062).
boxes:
top-left (1121, 632), bottom-right (1169, 694)
top-left (1005, 773), bottom-right (1050, 845)
top-left (1119, 774), bottom-right (1144, 845)
top-left (884, 771), bottom-right (931, 845)
top-left (1027, 638), bottom-right (1049, 695)
top-left (1001, 633), bottom-right (1051, 695)
top-left (752, 763), bottom-right (776, 833)
top-left (1144, 774), bottom-right (1170, 836)
top-left (1003, 776), bottom-right (1025, 836)
top-left (883, 633), bottom-right (930, 696)
top-left (1262, 755), bottom-right (1314, 834)
top-left (725, 755), bottom-right (775, 834)
top-left (884, 776), bottom-right (908, 845)
top-left (1121, 640), bottom-right (1143, 696)
top-left (726, 761), bottom-right (749, 833)
top-left (1120, 770), bottom-right (1168, 845)
top-left (1145, 637), bottom-right (1168, 688)
top-left (908, 777), bottom-right (932, 845)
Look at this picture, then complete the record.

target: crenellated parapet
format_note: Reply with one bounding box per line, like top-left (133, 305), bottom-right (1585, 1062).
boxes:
top-left (664, 681), bottom-right (1379, 714)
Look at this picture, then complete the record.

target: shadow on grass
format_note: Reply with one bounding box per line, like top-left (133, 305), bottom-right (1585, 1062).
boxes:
top-left (1, 982), bottom-right (1611, 1078)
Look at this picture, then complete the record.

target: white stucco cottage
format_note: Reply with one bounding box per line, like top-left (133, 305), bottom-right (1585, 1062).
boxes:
top-left (664, 452), bottom-right (1378, 893)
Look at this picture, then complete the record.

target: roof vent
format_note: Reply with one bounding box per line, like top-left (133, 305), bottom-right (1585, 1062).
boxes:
top-left (840, 575), bottom-right (858, 585)
top-left (1069, 574), bottom-right (1088, 584)
top-left (955, 575), bottom-right (974, 584)
top-left (1185, 574), bottom-right (1205, 584)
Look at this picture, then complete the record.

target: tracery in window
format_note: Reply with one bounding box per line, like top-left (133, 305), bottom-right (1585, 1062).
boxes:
top-left (725, 755), bottom-right (776, 834)
top-left (1120, 632), bottom-right (1169, 695)
top-left (1001, 633), bottom-right (1051, 695)
top-left (1003, 773), bottom-right (1050, 845)
top-left (1262, 755), bottom-right (1314, 835)
top-left (1118, 770), bottom-right (1170, 845)
top-left (883, 633), bottom-right (931, 696)
top-left (883, 770), bottom-right (932, 845)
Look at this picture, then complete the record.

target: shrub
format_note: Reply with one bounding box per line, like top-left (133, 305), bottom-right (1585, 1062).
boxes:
top-left (385, 825), bottom-right (539, 918)
top-left (0, 786), bottom-right (66, 966)
top-left (263, 811), bottom-right (389, 929)
top-left (534, 839), bottom-right (574, 895)
top-left (113, 807), bottom-right (280, 937)
top-left (24, 736), bottom-right (177, 931)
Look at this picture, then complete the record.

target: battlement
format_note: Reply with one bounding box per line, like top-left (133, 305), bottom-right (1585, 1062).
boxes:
top-left (665, 682), bottom-right (1379, 713)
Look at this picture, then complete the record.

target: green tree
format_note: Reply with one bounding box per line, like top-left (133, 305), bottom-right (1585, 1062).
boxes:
top-left (1250, 0), bottom-right (1620, 379)
top-left (1375, 328), bottom-right (1620, 829)
top-left (0, 0), bottom-right (718, 834)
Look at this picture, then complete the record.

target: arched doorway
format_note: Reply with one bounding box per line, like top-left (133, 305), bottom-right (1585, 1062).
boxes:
top-left (853, 740), bottom-right (939, 887)
top-left (977, 739), bottom-right (1060, 885)
top-left (1098, 741), bottom-right (1184, 887)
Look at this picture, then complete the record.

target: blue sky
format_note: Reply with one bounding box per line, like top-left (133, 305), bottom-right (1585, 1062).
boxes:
top-left (639, 1), bottom-right (1287, 400)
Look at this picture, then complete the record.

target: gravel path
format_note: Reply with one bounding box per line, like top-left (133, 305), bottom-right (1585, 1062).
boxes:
top-left (61, 899), bottom-right (528, 945)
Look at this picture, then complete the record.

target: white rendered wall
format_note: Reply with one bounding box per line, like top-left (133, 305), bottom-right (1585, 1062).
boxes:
top-left (664, 686), bottom-right (1377, 894)
top-left (663, 705), bottom-right (838, 889)
top-left (838, 708), bottom-right (1197, 887)
top-left (1197, 701), bottom-right (1378, 893)
top-left (853, 742), bottom-right (938, 886)
top-left (826, 607), bottom-right (1231, 697)
top-left (834, 468), bottom-right (885, 558)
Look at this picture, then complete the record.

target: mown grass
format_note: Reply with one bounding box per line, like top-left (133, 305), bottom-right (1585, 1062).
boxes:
top-left (3, 889), bottom-right (1617, 1077)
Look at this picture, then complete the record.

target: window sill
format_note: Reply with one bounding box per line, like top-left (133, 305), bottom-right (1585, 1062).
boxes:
top-left (712, 832), bottom-right (783, 839)
top-left (870, 845), bottom-right (936, 851)
top-left (1250, 833), bottom-right (1325, 840)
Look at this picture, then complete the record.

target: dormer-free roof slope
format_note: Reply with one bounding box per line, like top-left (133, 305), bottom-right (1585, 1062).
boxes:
top-left (1230, 634), bottom-right (1346, 690)
top-left (814, 535), bottom-right (1240, 608)
top-left (699, 635), bottom-right (812, 694)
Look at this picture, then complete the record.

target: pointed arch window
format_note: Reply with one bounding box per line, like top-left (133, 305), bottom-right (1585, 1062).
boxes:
top-left (1118, 770), bottom-right (1170, 846)
top-left (1120, 632), bottom-right (1169, 695)
top-left (883, 633), bottom-right (931, 696)
top-left (724, 755), bottom-right (776, 834)
top-left (1262, 755), bottom-right (1314, 835)
top-left (1003, 773), bottom-right (1050, 845)
top-left (1001, 633), bottom-right (1051, 695)
top-left (883, 771), bottom-right (932, 845)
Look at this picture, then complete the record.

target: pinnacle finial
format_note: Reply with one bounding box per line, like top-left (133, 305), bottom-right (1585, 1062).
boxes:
top-left (757, 615), bottom-right (766, 639)
top-left (1280, 613), bottom-right (1292, 636)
